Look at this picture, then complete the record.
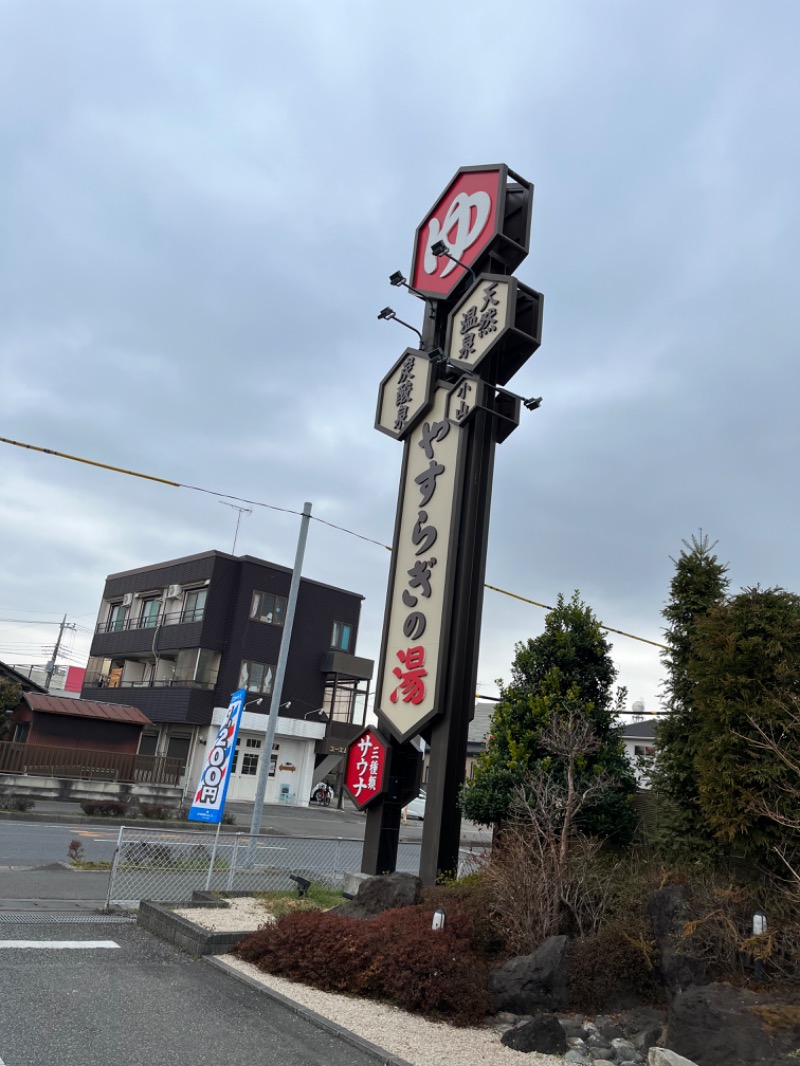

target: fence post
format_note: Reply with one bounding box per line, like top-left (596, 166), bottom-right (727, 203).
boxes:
top-left (104, 825), bottom-right (125, 912)
top-left (334, 837), bottom-right (342, 879)
top-left (226, 834), bottom-right (242, 892)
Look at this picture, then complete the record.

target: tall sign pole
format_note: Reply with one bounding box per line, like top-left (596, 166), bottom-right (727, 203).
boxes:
top-left (359, 164), bottom-right (544, 882)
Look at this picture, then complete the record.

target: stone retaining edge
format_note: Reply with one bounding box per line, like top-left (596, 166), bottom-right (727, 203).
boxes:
top-left (204, 955), bottom-right (413, 1066)
top-left (137, 899), bottom-right (253, 956)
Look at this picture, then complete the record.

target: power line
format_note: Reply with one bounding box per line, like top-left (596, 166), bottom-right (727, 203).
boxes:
top-left (0, 434), bottom-right (667, 652)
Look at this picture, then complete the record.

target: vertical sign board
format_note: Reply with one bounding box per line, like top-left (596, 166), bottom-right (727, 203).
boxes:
top-left (187, 688), bottom-right (246, 824)
top-left (343, 727), bottom-right (390, 809)
top-left (375, 385), bottom-right (466, 743)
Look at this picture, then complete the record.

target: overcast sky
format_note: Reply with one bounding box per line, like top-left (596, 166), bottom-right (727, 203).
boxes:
top-left (1, 1), bottom-right (798, 715)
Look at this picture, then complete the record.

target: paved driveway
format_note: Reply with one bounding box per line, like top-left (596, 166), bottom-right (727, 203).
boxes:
top-left (0, 918), bottom-right (381, 1066)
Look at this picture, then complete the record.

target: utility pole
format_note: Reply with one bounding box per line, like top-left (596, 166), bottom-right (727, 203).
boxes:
top-left (44, 614), bottom-right (76, 691)
top-left (249, 502), bottom-right (313, 836)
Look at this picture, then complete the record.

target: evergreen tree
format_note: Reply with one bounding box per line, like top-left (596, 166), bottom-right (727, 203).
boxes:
top-left (690, 586), bottom-right (800, 865)
top-left (461, 592), bottom-right (637, 842)
top-left (651, 533), bottom-right (729, 858)
top-left (0, 678), bottom-right (22, 741)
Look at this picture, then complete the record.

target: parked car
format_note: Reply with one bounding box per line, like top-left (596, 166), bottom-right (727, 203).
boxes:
top-left (404, 789), bottom-right (426, 820)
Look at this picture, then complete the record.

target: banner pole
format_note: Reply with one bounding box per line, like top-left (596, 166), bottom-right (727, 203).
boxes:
top-left (204, 821), bottom-right (222, 891)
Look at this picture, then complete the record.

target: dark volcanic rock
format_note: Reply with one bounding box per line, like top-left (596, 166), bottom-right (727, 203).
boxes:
top-left (501, 1014), bottom-right (568, 1054)
top-left (489, 935), bottom-right (570, 1014)
top-left (328, 871), bottom-right (422, 919)
top-left (669, 982), bottom-right (800, 1066)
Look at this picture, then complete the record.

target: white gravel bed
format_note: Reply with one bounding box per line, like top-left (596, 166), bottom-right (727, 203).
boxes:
top-left (218, 956), bottom-right (564, 1066)
top-left (172, 896), bottom-right (275, 932)
top-left (177, 896), bottom-right (564, 1063)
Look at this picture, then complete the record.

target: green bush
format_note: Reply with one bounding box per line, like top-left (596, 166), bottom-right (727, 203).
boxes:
top-left (235, 904), bottom-right (492, 1026)
top-left (569, 924), bottom-right (662, 1011)
top-left (80, 799), bottom-right (129, 817)
top-left (137, 802), bottom-right (175, 820)
top-left (0, 795), bottom-right (35, 812)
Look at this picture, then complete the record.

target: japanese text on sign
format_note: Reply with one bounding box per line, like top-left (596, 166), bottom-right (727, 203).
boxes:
top-left (378, 386), bottom-right (464, 742)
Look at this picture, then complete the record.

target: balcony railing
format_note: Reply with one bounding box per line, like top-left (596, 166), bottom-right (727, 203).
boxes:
top-left (83, 673), bottom-right (215, 691)
top-left (95, 607), bottom-right (205, 634)
top-left (0, 742), bottom-right (183, 785)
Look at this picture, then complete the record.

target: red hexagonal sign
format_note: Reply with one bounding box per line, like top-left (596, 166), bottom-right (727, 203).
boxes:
top-left (411, 165), bottom-right (504, 301)
top-left (343, 727), bottom-right (390, 809)
top-left (409, 164), bottom-right (535, 302)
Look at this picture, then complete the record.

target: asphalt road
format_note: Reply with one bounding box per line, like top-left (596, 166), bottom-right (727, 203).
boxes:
top-left (0, 919), bottom-right (382, 1066)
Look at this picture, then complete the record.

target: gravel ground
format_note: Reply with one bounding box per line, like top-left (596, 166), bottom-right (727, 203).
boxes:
top-left (176, 898), bottom-right (564, 1066)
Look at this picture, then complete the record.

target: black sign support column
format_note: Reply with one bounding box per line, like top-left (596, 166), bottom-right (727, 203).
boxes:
top-left (420, 383), bottom-right (498, 882)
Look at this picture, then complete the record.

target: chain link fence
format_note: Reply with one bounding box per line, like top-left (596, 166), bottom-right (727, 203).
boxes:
top-left (105, 826), bottom-right (426, 907)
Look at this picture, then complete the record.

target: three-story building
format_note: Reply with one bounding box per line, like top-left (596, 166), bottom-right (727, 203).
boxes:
top-left (81, 550), bottom-right (373, 805)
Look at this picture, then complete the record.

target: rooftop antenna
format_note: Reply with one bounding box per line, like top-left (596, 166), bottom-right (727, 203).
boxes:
top-left (219, 501), bottom-right (252, 554)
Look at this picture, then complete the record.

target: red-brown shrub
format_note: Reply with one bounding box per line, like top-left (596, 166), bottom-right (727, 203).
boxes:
top-left (235, 904), bottom-right (491, 1026)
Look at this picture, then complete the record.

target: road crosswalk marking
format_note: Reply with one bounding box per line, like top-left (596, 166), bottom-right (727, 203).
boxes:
top-left (0, 940), bottom-right (120, 949)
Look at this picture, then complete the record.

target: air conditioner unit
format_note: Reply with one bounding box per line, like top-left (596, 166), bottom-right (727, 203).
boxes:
top-left (122, 593), bottom-right (133, 607)
top-left (166, 584), bottom-right (182, 599)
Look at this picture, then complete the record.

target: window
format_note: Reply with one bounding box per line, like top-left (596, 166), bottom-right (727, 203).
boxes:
top-left (139, 598), bottom-right (161, 628)
top-left (331, 620), bottom-right (352, 652)
top-left (250, 591), bottom-right (287, 626)
top-left (246, 738), bottom-right (262, 749)
top-left (174, 649), bottom-right (220, 688)
top-left (182, 587), bottom-right (207, 623)
top-left (108, 603), bottom-right (128, 632)
top-left (239, 660), bottom-right (275, 694)
top-left (269, 746), bottom-right (279, 777)
top-left (241, 753), bottom-right (259, 775)
top-left (634, 744), bottom-right (656, 758)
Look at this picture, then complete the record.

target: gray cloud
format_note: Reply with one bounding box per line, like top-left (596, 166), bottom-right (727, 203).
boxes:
top-left (1, 1), bottom-right (798, 714)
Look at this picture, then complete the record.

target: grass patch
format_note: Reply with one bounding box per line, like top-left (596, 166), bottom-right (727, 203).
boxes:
top-left (249, 882), bottom-right (342, 918)
top-left (70, 860), bottom-right (113, 871)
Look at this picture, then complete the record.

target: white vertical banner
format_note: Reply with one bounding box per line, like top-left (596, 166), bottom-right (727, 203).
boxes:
top-left (187, 688), bottom-right (246, 824)
top-left (376, 385), bottom-right (466, 742)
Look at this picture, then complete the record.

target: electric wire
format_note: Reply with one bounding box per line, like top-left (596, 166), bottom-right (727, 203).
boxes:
top-left (0, 434), bottom-right (667, 652)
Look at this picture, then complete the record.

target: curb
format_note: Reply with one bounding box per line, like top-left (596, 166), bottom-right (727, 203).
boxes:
top-left (0, 811), bottom-right (247, 831)
top-left (204, 955), bottom-right (413, 1066)
top-left (137, 899), bottom-right (251, 956)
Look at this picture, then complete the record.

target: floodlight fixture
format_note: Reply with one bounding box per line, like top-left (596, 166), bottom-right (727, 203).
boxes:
top-left (376, 306), bottom-right (424, 345)
top-left (523, 396), bottom-right (543, 412)
top-left (430, 240), bottom-right (477, 287)
top-left (389, 269), bottom-right (428, 302)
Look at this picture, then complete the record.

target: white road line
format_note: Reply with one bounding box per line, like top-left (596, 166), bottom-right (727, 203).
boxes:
top-left (0, 940), bottom-right (120, 949)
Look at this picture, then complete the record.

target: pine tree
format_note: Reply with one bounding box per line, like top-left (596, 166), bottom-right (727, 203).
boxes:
top-left (461, 592), bottom-right (637, 842)
top-left (651, 533), bottom-right (729, 858)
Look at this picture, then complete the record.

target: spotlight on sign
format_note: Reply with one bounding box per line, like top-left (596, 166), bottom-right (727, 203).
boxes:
top-left (389, 271), bottom-right (405, 287)
top-left (523, 396), bottom-right (543, 411)
top-left (376, 307), bottom-right (424, 345)
top-left (430, 240), bottom-right (476, 286)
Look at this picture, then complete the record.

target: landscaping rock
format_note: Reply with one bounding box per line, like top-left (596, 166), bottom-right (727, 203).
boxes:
top-left (501, 1014), bottom-right (568, 1054)
top-left (668, 983), bottom-right (800, 1066)
top-left (328, 871), bottom-right (422, 919)
top-left (564, 1051), bottom-right (594, 1065)
top-left (611, 1037), bottom-right (640, 1061)
top-left (648, 1050), bottom-right (699, 1066)
top-left (489, 934), bottom-right (570, 1013)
